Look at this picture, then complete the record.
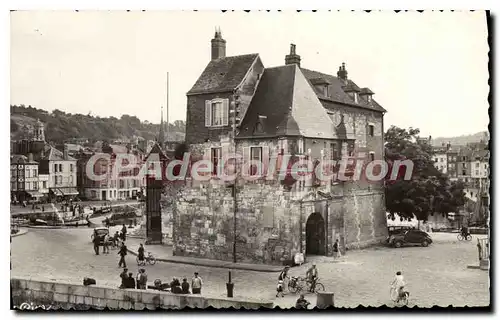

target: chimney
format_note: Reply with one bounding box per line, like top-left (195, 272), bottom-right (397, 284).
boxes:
top-left (28, 153), bottom-right (34, 163)
top-left (285, 44), bottom-right (301, 67)
top-left (211, 27), bottom-right (226, 61)
top-left (337, 62), bottom-right (348, 82)
top-left (63, 145), bottom-right (69, 160)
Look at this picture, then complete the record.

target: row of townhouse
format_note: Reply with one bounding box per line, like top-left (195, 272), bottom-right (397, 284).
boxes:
top-left (431, 141), bottom-right (490, 224)
top-left (10, 119), bottom-right (150, 202)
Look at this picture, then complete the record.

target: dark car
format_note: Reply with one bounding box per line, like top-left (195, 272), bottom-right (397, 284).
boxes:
top-left (388, 226), bottom-right (416, 236)
top-left (387, 229), bottom-right (432, 248)
top-left (91, 227), bottom-right (109, 244)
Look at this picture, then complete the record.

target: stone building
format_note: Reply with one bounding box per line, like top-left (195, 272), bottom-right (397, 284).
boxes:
top-left (173, 30), bottom-right (388, 265)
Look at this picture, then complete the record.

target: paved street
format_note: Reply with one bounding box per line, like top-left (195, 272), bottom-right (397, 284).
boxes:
top-left (11, 229), bottom-right (489, 308)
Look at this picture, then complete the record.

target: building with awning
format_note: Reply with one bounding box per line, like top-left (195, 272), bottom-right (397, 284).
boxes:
top-left (26, 191), bottom-right (44, 199)
top-left (50, 187), bottom-right (79, 198)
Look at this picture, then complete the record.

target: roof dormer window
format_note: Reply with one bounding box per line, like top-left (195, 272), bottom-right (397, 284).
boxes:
top-left (310, 77), bottom-right (331, 97)
top-left (359, 87), bottom-right (375, 105)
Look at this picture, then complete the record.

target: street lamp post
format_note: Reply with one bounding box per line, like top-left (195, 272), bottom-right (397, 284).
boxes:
top-left (230, 93), bottom-right (240, 264)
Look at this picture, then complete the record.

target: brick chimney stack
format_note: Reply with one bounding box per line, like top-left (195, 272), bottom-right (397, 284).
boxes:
top-left (337, 62), bottom-right (348, 81)
top-left (211, 27), bottom-right (226, 61)
top-left (63, 145), bottom-right (69, 160)
top-left (285, 44), bottom-right (301, 67)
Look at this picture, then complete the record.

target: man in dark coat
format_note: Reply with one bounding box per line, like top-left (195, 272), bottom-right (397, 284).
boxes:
top-left (181, 278), bottom-right (190, 294)
top-left (126, 273), bottom-right (136, 289)
top-left (121, 224), bottom-right (127, 241)
top-left (93, 232), bottom-right (100, 255)
top-left (138, 244), bottom-right (145, 263)
top-left (119, 268), bottom-right (128, 288)
top-left (118, 242), bottom-right (127, 268)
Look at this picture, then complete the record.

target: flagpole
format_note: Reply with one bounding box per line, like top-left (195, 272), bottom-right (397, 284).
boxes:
top-left (166, 72), bottom-right (169, 144)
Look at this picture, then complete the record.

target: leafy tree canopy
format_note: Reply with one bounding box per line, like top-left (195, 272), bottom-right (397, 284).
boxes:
top-left (10, 104), bottom-right (185, 145)
top-left (385, 126), bottom-right (466, 221)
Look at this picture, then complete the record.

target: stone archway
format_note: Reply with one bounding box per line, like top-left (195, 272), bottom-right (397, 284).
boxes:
top-left (306, 212), bottom-right (325, 256)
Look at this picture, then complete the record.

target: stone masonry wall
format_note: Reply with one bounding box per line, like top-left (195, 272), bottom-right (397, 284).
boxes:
top-left (173, 136), bottom-right (387, 264)
top-left (174, 180), bottom-right (312, 265)
top-left (11, 277), bottom-right (272, 310)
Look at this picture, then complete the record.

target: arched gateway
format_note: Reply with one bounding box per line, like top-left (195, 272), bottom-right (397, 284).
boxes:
top-left (306, 212), bottom-right (326, 256)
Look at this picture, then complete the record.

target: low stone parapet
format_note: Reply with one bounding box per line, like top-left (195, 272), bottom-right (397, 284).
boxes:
top-left (11, 277), bottom-right (273, 310)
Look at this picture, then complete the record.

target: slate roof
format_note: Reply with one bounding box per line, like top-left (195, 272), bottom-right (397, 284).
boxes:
top-left (146, 143), bottom-right (169, 162)
top-left (300, 68), bottom-right (386, 113)
top-left (11, 154), bottom-right (38, 165)
top-left (187, 54), bottom-right (259, 95)
top-left (109, 144), bottom-right (128, 154)
top-left (472, 149), bottom-right (490, 160)
top-left (238, 64), bottom-right (336, 139)
top-left (41, 146), bottom-right (76, 161)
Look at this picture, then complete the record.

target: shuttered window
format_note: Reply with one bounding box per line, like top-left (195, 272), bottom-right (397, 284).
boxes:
top-left (250, 147), bottom-right (262, 176)
top-left (211, 147), bottom-right (222, 175)
top-left (205, 99), bottom-right (229, 127)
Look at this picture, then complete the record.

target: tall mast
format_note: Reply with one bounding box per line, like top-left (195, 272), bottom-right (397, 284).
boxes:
top-left (158, 105), bottom-right (164, 146)
top-left (166, 72), bottom-right (169, 144)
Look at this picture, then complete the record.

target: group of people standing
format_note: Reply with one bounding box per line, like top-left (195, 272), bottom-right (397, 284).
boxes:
top-left (166, 273), bottom-right (203, 294)
top-left (120, 268), bottom-right (148, 289)
top-left (118, 267), bottom-right (203, 295)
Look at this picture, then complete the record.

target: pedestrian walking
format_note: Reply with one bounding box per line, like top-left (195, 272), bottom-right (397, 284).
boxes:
top-left (42, 205), bottom-right (45, 212)
top-left (138, 244), bottom-right (145, 264)
top-left (191, 272), bottom-right (203, 294)
top-left (121, 224), bottom-right (127, 242)
top-left (118, 242), bottom-right (127, 268)
top-left (333, 239), bottom-right (341, 259)
top-left (93, 233), bottom-right (100, 255)
top-left (103, 233), bottom-right (110, 254)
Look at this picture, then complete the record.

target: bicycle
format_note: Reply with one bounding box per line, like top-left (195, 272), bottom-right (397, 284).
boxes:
top-left (137, 252), bottom-right (156, 266)
top-left (390, 286), bottom-right (409, 306)
top-left (296, 277), bottom-right (325, 294)
top-left (457, 233), bottom-right (472, 241)
top-left (288, 276), bottom-right (302, 294)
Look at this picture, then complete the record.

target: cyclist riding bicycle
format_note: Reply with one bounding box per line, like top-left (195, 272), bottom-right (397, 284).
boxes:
top-left (461, 226), bottom-right (470, 238)
top-left (306, 264), bottom-right (318, 293)
top-left (391, 271), bottom-right (406, 302)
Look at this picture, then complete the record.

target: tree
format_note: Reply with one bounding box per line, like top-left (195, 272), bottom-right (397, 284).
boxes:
top-left (385, 126), bottom-right (465, 222)
top-left (10, 119), bottom-right (19, 133)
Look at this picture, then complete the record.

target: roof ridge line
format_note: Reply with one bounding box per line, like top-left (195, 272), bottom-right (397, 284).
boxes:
top-left (284, 64), bottom-right (300, 134)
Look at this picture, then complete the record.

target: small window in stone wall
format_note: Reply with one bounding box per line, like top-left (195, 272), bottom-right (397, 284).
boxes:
top-left (262, 206), bottom-right (274, 228)
top-left (347, 141), bottom-right (355, 157)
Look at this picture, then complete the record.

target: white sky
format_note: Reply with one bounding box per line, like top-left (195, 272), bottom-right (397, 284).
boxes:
top-left (10, 11), bottom-right (489, 137)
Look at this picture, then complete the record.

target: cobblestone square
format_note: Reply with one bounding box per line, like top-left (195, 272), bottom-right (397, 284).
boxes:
top-left (11, 229), bottom-right (489, 308)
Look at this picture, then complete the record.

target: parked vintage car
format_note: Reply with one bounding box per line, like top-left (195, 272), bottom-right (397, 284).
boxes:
top-left (91, 227), bottom-right (110, 244)
top-left (387, 229), bottom-right (433, 248)
top-left (387, 226), bottom-right (416, 236)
